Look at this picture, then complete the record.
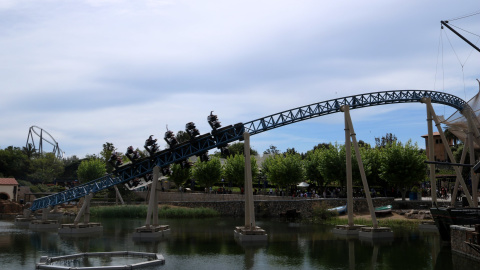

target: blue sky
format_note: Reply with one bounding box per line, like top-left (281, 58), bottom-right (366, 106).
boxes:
top-left (1, 0), bottom-right (479, 158)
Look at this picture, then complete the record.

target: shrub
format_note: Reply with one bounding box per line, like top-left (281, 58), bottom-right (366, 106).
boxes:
top-left (89, 205), bottom-right (219, 219)
top-left (312, 201), bottom-right (338, 221)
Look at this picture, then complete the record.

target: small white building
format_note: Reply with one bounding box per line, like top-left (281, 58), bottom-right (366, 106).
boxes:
top-left (0, 178), bottom-right (19, 201)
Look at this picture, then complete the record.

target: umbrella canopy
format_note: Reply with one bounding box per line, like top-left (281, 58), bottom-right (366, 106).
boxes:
top-left (297, 182), bottom-right (309, 188)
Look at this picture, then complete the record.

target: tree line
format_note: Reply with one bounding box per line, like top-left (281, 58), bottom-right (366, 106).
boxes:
top-left (0, 133), bottom-right (430, 201)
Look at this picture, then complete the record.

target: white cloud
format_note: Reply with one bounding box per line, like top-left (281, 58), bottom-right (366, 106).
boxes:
top-left (0, 0), bottom-right (479, 157)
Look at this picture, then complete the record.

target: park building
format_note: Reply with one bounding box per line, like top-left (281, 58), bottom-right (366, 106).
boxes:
top-left (0, 178), bottom-right (19, 201)
top-left (421, 132), bottom-right (454, 162)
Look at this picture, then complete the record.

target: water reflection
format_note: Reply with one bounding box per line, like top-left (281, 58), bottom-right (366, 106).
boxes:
top-left (1, 217), bottom-right (480, 270)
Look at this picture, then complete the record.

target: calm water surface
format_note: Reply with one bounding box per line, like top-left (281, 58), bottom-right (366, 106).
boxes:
top-left (0, 216), bottom-right (479, 270)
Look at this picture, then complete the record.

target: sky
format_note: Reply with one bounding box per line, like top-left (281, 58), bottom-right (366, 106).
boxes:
top-left (1, 0), bottom-right (479, 158)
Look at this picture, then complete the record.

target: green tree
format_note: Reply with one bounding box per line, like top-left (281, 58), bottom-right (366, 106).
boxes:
top-left (284, 148), bottom-right (298, 156)
top-left (29, 152), bottom-right (65, 184)
top-left (176, 130), bottom-right (190, 144)
top-left (362, 146), bottom-right (385, 189)
top-left (77, 158), bottom-right (106, 183)
top-left (318, 143), bottom-right (346, 187)
top-left (60, 155), bottom-right (81, 181)
top-left (22, 143), bottom-right (37, 159)
top-left (304, 148), bottom-right (326, 189)
top-left (169, 163), bottom-right (191, 190)
top-left (0, 146), bottom-right (31, 179)
top-left (227, 142), bottom-right (258, 156)
top-left (262, 153), bottom-right (304, 190)
top-left (375, 133), bottom-right (397, 148)
top-left (192, 157), bottom-right (222, 189)
top-left (263, 145), bottom-right (280, 155)
top-left (380, 140), bottom-right (426, 200)
top-left (100, 142), bottom-right (116, 173)
top-left (312, 143), bottom-right (332, 151)
top-left (223, 154), bottom-right (258, 188)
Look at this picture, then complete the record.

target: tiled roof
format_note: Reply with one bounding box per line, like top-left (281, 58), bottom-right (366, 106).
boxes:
top-left (0, 178), bottom-right (19, 185)
top-left (421, 132), bottom-right (440, 137)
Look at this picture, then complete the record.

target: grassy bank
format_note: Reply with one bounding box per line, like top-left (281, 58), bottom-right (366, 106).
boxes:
top-left (310, 201), bottom-right (423, 230)
top-left (322, 216), bottom-right (423, 230)
top-left (89, 205), bottom-right (220, 218)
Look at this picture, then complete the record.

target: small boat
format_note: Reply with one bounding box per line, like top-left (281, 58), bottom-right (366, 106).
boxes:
top-left (328, 204), bottom-right (347, 215)
top-left (374, 205), bottom-right (392, 215)
top-left (430, 207), bottom-right (480, 241)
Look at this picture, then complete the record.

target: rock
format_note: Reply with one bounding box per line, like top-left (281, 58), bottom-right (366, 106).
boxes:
top-left (0, 200), bottom-right (23, 214)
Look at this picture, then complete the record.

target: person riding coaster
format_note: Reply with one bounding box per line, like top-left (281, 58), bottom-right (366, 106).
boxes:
top-left (125, 146), bottom-right (140, 161)
top-left (185, 122), bottom-right (200, 139)
top-left (164, 129), bottom-right (178, 147)
top-left (207, 111), bottom-right (221, 130)
top-left (108, 152), bottom-right (123, 168)
top-left (144, 135), bottom-right (159, 155)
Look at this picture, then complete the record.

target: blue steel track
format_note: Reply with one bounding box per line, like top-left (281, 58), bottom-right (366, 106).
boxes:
top-left (30, 90), bottom-right (466, 211)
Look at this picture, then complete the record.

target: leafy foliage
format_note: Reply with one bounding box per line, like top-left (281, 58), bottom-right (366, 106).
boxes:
top-left (304, 149), bottom-right (325, 187)
top-left (29, 152), bottom-right (65, 184)
top-left (192, 157), bottom-right (222, 189)
top-left (262, 153), bottom-right (304, 188)
top-left (375, 133), bottom-right (397, 148)
top-left (100, 142), bottom-right (116, 173)
top-left (263, 145), bottom-right (280, 155)
top-left (223, 154), bottom-right (259, 187)
top-left (379, 140), bottom-right (426, 200)
top-left (0, 146), bottom-right (31, 179)
top-left (318, 143), bottom-right (347, 186)
top-left (77, 158), bottom-right (106, 183)
top-left (89, 205), bottom-right (220, 218)
top-left (176, 130), bottom-right (190, 144)
top-left (227, 142), bottom-right (258, 156)
top-left (312, 201), bottom-right (338, 221)
top-left (169, 162), bottom-right (191, 188)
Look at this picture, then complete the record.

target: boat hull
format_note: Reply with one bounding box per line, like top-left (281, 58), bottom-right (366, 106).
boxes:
top-left (374, 205), bottom-right (392, 216)
top-left (328, 205), bottom-right (347, 215)
top-left (430, 207), bottom-right (480, 241)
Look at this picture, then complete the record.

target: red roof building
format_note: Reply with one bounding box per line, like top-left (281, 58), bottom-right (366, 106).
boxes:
top-left (0, 178), bottom-right (19, 201)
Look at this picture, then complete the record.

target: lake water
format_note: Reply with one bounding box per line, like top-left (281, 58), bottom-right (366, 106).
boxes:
top-left (0, 216), bottom-right (479, 270)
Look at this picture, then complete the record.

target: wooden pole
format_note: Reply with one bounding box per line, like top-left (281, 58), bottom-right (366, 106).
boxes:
top-left (342, 105), bottom-right (378, 228)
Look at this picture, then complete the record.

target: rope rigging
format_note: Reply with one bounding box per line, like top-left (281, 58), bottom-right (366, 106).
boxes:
top-left (446, 10), bottom-right (480, 22)
top-left (438, 14), bottom-right (480, 101)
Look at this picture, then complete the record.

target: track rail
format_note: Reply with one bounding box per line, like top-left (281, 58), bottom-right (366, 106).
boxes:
top-left (243, 90), bottom-right (465, 135)
top-left (29, 90), bottom-right (465, 211)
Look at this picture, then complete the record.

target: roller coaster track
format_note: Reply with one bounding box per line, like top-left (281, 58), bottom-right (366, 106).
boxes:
top-left (29, 90), bottom-right (466, 211)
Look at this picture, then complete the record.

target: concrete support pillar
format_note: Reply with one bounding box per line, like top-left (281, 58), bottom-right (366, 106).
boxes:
top-left (146, 166), bottom-right (160, 228)
top-left (59, 192), bottom-right (101, 235)
top-left (41, 206), bottom-right (51, 221)
top-left (74, 193), bottom-right (93, 225)
top-left (234, 132), bottom-right (267, 242)
top-left (132, 166), bottom-right (170, 240)
top-left (114, 185), bottom-right (125, 205)
top-left (243, 132), bottom-right (255, 229)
